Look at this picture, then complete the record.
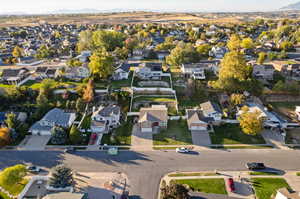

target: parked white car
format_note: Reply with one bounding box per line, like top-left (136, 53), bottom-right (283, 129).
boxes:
top-left (176, 147), bottom-right (190, 153)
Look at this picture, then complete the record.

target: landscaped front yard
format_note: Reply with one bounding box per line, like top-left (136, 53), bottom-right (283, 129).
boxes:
top-left (173, 178), bottom-right (227, 195)
top-left (252, 178), bottom-right (290, 199)
top-left (153, 120), bottom-right (192, 145)
top-left (101, 120), bottom-right (133, 145)
top-left (210, 124), bottom-right (266, 145)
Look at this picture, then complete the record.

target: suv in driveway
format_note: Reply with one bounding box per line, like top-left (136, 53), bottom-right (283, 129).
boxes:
top-left (246, 162), bottom-right (266, 170)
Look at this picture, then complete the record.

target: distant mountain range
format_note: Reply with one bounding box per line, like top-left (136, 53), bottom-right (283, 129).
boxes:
top-left (281, 1), bottom-right (300, 10)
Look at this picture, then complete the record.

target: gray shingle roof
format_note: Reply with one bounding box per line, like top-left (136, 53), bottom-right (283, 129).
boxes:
top-left (98, 105), bottom-right (120, 117)
top-left (42, 108), bottom-right (75, 127)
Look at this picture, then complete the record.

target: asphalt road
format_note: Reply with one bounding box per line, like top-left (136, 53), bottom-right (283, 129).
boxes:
top-left (1, 149), bottom-right (300, 199)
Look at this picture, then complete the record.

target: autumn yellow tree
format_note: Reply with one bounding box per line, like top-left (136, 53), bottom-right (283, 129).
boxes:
top-left (0, 128), bottom-right (11, 147)
top-left (83, 79), bottom-right (94, 103)
top-left (238, 110), bottom-right (263, 135)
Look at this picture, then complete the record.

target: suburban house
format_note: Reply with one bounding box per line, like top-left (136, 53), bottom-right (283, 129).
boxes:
top-left (64, 66), bottom-right (90, 80)
top-left (136, 62), bottom-right (163, 80)
top-left (1, 68), bottom-right (31, 85)
top-left (29, 108), bottom-right (76, 135)
top-left (181, 63), bottom-right (206, 80)
top-left (91, 105), bottom-right (121, 133)
top-left (112, 62), bottom-right (131, 80)
top-left (138, 105), bottom-right (168, 133)
top-left (156, 50), bottom-right (170, 60)
top-left (275, 188), bottom-right (300, 199)
top-left (252, 64), bottom-right (275, 80)
top-left (200, 101), bottom-right (222, 121)
top-left (237, 102), bottom-right (286, 128)
top-left (76, 51), bottom-right (91, 63)
top-left (130, 49), bottom-right (148, 60)
top-left (209, 46), bottom-right (228, 59)
top-left (186, 109), bottom-right (213, 131)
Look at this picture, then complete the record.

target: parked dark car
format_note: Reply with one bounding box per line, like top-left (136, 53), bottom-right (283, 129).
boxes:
top-left (246, 162), bottom-right (266, 170)
top-left (227, 178), bottom-right (235, 192)
top-left (64, 147), bottom-right (76, 153)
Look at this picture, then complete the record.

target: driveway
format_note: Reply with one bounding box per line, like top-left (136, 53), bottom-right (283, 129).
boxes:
top-left (131, 124), bottom-right (153, 150)
top-left (18, 135), bottom-right (51, 150)
top-left (191, 130), bottom-right (211, 146)
top-left (75, 172), bottom-right (128, 199)
top-left (262, 130), bottom-right (288, 149)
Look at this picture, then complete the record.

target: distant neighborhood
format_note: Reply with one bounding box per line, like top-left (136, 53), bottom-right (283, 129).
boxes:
top-left (1, 16), bottom-right (300, 199)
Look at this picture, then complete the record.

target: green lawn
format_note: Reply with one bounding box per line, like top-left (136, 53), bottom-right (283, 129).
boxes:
top-left (169, 172), bottom-right (218, 177)
top-left (111, 72), bottom-right (133, 88)
top-left (101, 120), bottom-right (133, 145)
top-left (211, 145), bottom-right (273, 149)
top-left (210, 124), bottom-right (266, 145)
top-left (0, 192), bottom-right (10, 199)
top-left (252, 178), bottom-right (290, 199)
top-left (0, 178), bottom-right (28, 196)
top-left (174, 178), bottom-right (227, 195)
top-left (250, 171), bottom-right (281, 176)
top-left (153, 120), bottom-right (192, 145)
top-left (0, 84), bottom-right (14, 88)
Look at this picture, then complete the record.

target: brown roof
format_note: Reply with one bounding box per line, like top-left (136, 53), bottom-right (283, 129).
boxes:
top-left (139, 105), bottom-right (168, 123)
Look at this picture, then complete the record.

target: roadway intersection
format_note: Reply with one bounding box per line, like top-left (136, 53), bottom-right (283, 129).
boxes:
top-left (1, 149), bottom-right (300, 199)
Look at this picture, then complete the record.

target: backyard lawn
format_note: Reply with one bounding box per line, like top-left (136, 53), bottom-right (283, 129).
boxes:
top-left (210, 124), bottom-right (266, 145)
top-left (101, 120), bottom-right (133, 145)
top-left (0, 178), bottom-right (28, 196)
top-left (252, 178), bottom-right (290, 199)
top-left (174, 178), bottom-right (227, 195)
top-left (153, 120), bottom-right (192, 145)
top-left (111, 72), bottom-right (133, 88)
top-left (0, 192), bottom-right (10, 199)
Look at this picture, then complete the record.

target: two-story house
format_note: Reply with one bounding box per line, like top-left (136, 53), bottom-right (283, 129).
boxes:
top-left (136, 62), bottom-right (163, 80)
top-left (91, 105), bottom-right (121, 133)
top-left (181, 63), bottom-right (206, 80)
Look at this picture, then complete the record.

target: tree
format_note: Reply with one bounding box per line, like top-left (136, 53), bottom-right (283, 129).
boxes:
top-left (75, 98), bottom-right (86, 113)
top-left (227, 34), bottom-right (241, 52)
top-left (76, 30), bottom-right (93, 52)
top-left (50, 126), bottom-right (67, 145)
top-left (280, 41), bottom-right (293, 51)
top-left (5, 113), bottom-right (18, 129)
top-left (219, 51), bottom-right (251, 81)
top-left (238, 109), bottom-right (263, 135)
top-left (36, 90), bottom-right (49, 108)
top-left (230, 93), bottom-right (245, 106)
top-left (257, 52), bottom-right (267, 64)
top-left (35, 45), bottom-right (55, 59)
top-left (69, 125), bottom-right (82, 145)
top-left (0, 164), bottom-right (27, 188)
top-left (49, 165), bottom-right (73, 188)
top-left (196, 44), bottom-right (211, 57)
top-left (241, 38), bottom-right (254, 49)
top-left (88, 48), bottom-right (114, 79)
top-left (12, 46), bottom-right (23, 58)
top-left (166, 42), bottom-right (200, 66)
top-left (82, 79), bottom-right (94, 103)
top-left (0, 128), bottom-right (11, 147)
top-left (92, 30), bottom-right (126, 52)
top-left (161, 181), bottom-right (190, 199)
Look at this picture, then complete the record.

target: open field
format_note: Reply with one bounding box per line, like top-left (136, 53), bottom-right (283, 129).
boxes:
top-left (0, 12), bottom-right (247, 27)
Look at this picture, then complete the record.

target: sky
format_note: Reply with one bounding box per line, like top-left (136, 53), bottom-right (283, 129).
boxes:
top-left (0, 0), bottom-right (298, 14)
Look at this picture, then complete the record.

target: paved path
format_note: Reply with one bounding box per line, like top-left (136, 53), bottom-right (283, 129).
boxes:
top-left (131, 124), bottom-right (153, 151)
top-left (1, 149), bottom-right (300, 199)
